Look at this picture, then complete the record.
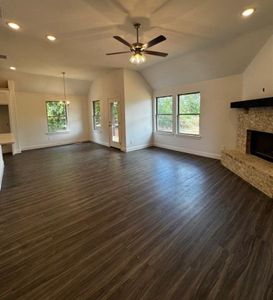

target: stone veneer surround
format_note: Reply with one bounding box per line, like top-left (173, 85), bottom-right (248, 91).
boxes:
top-left (237, 107), bottom-right (273, 152)
top-left (221, 106), bottom-right (273, 198)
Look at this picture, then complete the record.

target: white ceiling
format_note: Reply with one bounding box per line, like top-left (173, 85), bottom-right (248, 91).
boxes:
top-left (0, 0), bottom-right (272, 84)
top-left (142, 26), bottom-right (273, 90)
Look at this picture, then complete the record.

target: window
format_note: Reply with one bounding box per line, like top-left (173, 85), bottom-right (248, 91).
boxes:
top-left (178, 92), bottom-right (200, 135)
top-left (92, 100), bottom-right (101, 130)
top-left (46, 101), bottom-right (68, 133)
top-left (156, 96), bottom-right (173, 132)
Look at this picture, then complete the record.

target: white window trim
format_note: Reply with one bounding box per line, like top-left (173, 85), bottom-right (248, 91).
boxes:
top-left (45, 100), bottom-right (69, 134)
top-left (154, 92), bottom-right (202, 138)
top-left (175, 133), bottom-right (202, 139)
top-left (46, 130), bottom-right (70, 135)
top-left (92, 100), bottom-right (102, 131)
top-left (177, 92), bottom-right (201, 137)
top-left (154, 95), bottom-right (174, 134)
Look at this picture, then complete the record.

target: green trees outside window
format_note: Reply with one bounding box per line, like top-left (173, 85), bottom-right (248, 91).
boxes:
top-left (93, 101), bottom-right (101, 129)
top-left (46, 101), bottom-right (68, 133)
top-left (156, 96), bottom-right (173, 132)
top-left (178, 93), bottom-right (200, 135)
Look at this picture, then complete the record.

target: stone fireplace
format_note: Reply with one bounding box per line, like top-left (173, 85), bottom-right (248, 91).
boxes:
top-left (221, 103), bottom-right (273, 198)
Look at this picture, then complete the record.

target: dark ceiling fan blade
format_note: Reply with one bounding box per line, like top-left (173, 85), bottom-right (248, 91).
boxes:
top-left (144, 50), bottom-right (168, 57)
top-left (145, 35), bottom-right (166, 48)
top-left (113, 36), bottom-right (132, 48)
top-left (106, 51), bottom-right (131, 55)
top-left (0, 54), bottom-right (7, 59)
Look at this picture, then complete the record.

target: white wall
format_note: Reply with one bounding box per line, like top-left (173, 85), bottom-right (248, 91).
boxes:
top-left (16, 92), bottom-right (89, 150)
top-left (88, 69), bottom-right (126, 149)
top-left (0, 70), bottom-right (91, 96)
top-left (153, 74), bottom-right (242, 159)
top-left (243, 34), bottom-right (273, 99)
top-left (123, 70), bottom-right (153, 151)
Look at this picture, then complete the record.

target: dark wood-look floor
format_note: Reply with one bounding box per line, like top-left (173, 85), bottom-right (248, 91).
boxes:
top-left (0, 143), bottom-right (272, 300)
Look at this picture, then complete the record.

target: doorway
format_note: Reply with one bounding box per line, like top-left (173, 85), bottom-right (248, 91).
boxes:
top-left (0, 105), bottom-right (12, 153)
top-left (109, 100), bottom-right (121, 149)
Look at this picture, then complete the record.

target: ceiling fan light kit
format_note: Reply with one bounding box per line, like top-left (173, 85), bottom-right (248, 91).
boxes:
top-left (107, 23), bottom-right (168, 64)
top-left (129, 53), bottom-right (146, 64)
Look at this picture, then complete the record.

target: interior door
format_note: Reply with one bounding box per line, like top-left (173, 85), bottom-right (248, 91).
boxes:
top-left (109, 100), bottom-right (121, 149)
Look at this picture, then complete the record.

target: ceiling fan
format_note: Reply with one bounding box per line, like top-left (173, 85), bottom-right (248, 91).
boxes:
top-left (0, 54), bottom-right (7, 60)
top-left (106, 23), bottom-right (168, 64)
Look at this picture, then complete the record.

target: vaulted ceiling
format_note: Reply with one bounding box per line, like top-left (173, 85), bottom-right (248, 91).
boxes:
top-left (0, 0), bottom-right (272, 89)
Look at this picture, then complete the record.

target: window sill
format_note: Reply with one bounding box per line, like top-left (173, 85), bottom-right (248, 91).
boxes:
top-left (175, 133), bottom-right (202, 139)
top-left (46, 130), bottom-right (70, 135)
top-left (154, 131), bottom-right (202, 139)
top-left (154, 131), bottom-right (174, 136)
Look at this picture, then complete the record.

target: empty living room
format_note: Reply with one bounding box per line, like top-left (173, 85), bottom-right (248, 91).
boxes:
top-left (0, 0), bottom-right (273, 299)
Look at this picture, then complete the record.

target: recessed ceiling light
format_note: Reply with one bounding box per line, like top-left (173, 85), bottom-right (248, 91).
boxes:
top-left (10, 66), bottom-right (16, 70)
top-left (7, 22), bottom-right (20, 30)
top-left (242, 8), bottom-right (255, 17)
top-left (46, 35), bottom-right (56, 41)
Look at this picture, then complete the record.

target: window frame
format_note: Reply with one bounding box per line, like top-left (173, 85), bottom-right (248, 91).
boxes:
top-left (177, 92), bottom-right (201, 136)
top-left (155, 95), bottom-right (174, 134)
top-left (92, 100), bottom-right (101, 131)
top-left (45, 100), bottom-right (69, 134)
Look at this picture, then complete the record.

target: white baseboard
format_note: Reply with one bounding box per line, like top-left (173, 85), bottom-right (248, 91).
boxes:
top-left (21, 140), bottom-right (89, 151)
top-left (124, 144), bottom-right (152, 152)
top-left (153, 143), bottom-right (221, 159)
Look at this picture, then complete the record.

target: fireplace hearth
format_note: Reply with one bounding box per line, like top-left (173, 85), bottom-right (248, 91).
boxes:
top-left (221, 103), bottom-right (273, 198)
top-left (247, 130), bottom-right (273, 162)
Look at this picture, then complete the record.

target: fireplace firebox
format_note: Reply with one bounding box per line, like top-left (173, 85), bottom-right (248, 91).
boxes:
top-left (247, 130), bottom-right (273, 163)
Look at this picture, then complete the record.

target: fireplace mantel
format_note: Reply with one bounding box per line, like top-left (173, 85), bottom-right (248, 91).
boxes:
top-left (230, 97), bottom-right (273, 109)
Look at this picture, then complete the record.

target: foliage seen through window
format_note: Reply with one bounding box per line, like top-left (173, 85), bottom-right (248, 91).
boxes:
top-left (156, 96), bottom-right (173, 132)
top-left (178, 93), bottom-right (200, 135)
top-left (93, 101), bottom-right (101, 130)
top-left (46, 101), bottom-right (68, 133)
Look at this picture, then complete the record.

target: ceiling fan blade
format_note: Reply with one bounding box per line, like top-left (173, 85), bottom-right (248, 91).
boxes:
top-left (113, 36), bottom-right (132, 48)
top-left (106, 51), bottom-right (131, 55)
top-left (144, 50), bottom-right (168, 57)
top-left (0, 54), bottom-right (7, 59)
top-left (145, 35), bottom-right (166, 48)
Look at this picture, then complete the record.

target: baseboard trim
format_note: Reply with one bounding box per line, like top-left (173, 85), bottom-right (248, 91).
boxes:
top-left (21, 140), bottom-right (90, 151)
top-left (124, 144), bottom-right (152, 152)
top-left (153, 143), bottom-right (220, 159)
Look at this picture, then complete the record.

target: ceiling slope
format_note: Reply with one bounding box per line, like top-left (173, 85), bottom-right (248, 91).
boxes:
top-left (141, 26), bottom-right (273, 90)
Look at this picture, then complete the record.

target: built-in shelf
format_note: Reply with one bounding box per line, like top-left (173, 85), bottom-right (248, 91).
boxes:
top-left (230, 97), bottom-right (273, 109)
